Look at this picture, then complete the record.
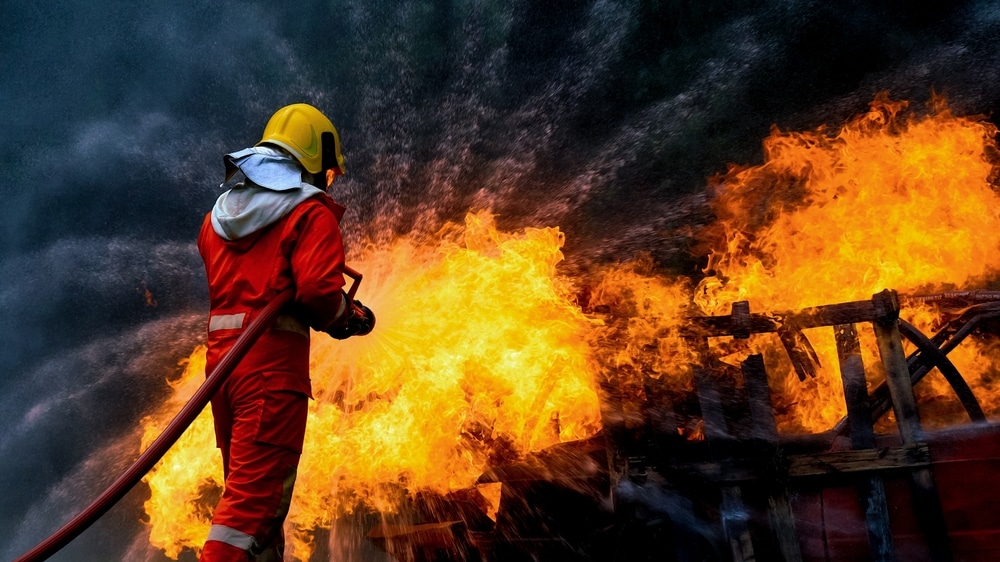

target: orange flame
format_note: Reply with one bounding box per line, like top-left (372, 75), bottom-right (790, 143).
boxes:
top-left (141, 94), bottom-right (1000, 559)
top-left (688, 93), bottom-right (1000, 432)
top-left (140, 347), bottom-right (221, 559)
top-left (698, 93), bottom-right (1000, 311)
top-left (142, 212), bottom-right (604, 559)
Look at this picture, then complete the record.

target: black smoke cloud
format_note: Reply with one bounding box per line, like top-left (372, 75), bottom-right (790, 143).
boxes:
top-left (3, 1), bottom-right (1000, 560)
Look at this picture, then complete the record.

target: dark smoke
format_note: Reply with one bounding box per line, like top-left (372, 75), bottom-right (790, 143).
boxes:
top-left (3, 1), bottom-right (1000, 560)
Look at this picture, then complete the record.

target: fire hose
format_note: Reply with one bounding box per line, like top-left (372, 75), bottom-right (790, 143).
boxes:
top-left (15, 267), bottom-right (363, 562)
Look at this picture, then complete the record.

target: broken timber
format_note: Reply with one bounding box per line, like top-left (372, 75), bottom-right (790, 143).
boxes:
top-left (603, 289), bottom-right (960, 562)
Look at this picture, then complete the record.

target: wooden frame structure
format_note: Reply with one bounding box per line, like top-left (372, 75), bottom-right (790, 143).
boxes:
top-left (366, 289), bottom-right (1000, 561)
top-left (601, 289), bottom-right (958, 562)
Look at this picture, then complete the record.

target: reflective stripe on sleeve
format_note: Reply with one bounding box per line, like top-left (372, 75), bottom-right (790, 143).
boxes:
top-left (206, 524), bottom-right (257, 551)
top-left (209, 313), bottom-right (246, 332)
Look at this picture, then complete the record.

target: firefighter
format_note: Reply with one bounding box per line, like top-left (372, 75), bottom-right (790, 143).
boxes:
top-left (197, 103), bottom-right (375, 561)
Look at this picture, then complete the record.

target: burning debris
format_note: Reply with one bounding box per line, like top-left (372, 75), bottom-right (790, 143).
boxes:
top-left (140, 95), bottom-right (1000, 561)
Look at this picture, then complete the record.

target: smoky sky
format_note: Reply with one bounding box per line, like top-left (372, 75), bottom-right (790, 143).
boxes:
top-left (4, 0), bottom-right (1000, 560)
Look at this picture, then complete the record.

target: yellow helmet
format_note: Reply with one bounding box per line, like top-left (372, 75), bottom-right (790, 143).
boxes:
top-left (256, 103), bottom-right (346, 176)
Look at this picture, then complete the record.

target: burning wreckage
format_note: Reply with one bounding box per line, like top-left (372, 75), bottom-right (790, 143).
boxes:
top-left (25, 96), bottom-right (998, 562)
top-left (349, 97), bottom-right (1000, 562)
top-left (365, 290), bottom-right (1000, 562)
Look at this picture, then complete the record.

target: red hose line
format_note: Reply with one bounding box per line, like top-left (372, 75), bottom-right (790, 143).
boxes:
top-left (15, 289), bottom-right (294, 562)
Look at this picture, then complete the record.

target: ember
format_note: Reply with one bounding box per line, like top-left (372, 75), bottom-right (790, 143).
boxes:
top-left (140, 95), bottom-right (1000, 560)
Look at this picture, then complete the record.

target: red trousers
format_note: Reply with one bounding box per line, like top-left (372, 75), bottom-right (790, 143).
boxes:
top-left (200, 369), bottom-right (308, 562)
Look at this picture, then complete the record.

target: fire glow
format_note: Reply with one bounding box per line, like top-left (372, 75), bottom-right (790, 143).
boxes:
top-left (142, 212), bottom-right (605, 559)
top-left (141, 95), bottom-right (1000, 559)
top-left (692, 93), bottom-right (1000, 431)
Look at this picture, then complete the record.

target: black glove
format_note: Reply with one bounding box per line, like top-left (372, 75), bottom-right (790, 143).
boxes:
top-left (327, 299), bottom-right (376, 340)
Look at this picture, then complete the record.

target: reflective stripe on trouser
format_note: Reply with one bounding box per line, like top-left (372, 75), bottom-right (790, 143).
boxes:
top-left (200, 444), bottom-right (299, 561)
top-left (201, 370), bottom-right (307, 562)
top-left (203, 521), bottom-right (287, 562)
top-left (207, 524), bottom-right (256, 550)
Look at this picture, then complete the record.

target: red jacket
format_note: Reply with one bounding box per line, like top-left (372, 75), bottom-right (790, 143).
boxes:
top-left (197, 193), bottom-right (348, 397)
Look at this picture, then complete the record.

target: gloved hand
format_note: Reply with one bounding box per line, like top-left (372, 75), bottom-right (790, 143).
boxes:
top-left (327, 299), bottom-right (376, 340)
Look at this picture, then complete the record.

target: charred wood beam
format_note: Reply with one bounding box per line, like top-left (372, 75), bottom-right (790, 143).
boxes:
top-left (678, 295), bottom-right (885, 339)
top-left (874, 297), bottom-right (954, 562)
top-left (742, 354), bottom-right (803, 562)
top-left (777, 325), bottom-right (820, 381)
top-left (689, 337), bottom-right (756, 562)
top-left (686, 336), bottom-right (732, 444)
top-left (663, 443), bottom-right (931, 483)
top-left (742, 354), bottom-right (779, 444)
top-left (835, 308), bottom-right (994, 438)
top-left (896, 319), bottom-right (985, 421)
top-left (790, 444), bottom-right (930, 478)
top-left (836, 321), bottom-right (895, 562)
top-left (861, 313), bottom-right (994, 429)
top-left (876, 295), bottom-right (932, 446)
top-left (731, 300), bottom-right (752, 339)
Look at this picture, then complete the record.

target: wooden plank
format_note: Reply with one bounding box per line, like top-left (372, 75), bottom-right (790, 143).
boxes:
top-left (689, 337), bottom-right (755, 562)
top-left (742, 354), bottom-right (779, 444)
top-left (680, 297), bottom-right (880, 338)
top-left (677, 289), bottom-right (986, 340)
top-left (872, 291), bottom-right (922, 445)
top-left (777, 324), bottom-right (820, 381)
top-left (731, 300), bottom-right (752, 339)
top-left (836, 322), bottom-right (895, 562)
top-left (873, 291), bottom-right (954, 562)
top-left (742, 354), bottom-right (803, 562)
top-left (789, 445), bottom-right (930, 477)
top-left (690, 340), bottom-right (730, 442)
top-left (664, 444), bottom-right (931, 483)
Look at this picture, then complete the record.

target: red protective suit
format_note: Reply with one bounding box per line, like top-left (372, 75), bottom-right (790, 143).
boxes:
top-left (197, 192), bottom-right (348, 562)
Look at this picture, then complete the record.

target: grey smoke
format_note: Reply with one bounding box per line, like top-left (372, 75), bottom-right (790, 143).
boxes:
top-left (4, 0), bottom-right (1000, 560)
